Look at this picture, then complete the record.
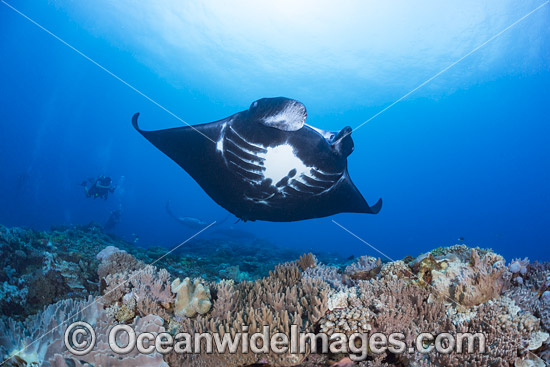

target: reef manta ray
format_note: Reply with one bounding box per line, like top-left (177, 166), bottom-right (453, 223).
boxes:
top-left (132, 97), bottom-right (382, 222)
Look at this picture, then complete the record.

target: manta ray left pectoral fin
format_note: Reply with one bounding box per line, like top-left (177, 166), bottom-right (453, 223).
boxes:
top-left (131, 112), bottom-right (223, 177)
top-left (132, 112), bottom-right (220, 143)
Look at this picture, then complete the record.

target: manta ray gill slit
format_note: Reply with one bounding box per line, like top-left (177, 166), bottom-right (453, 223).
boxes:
top-left (216, 122), bottom-right (228, 152)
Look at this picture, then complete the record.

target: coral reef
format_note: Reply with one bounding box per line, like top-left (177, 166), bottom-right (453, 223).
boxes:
top-left (0, 224), bottom-right (103, 319)
top-left (424, 249), bottom-right (509, 307)
top-left (167, 261), bottom-right (331, 367)
top-left (0, 225), bottom-right (549, 367)
top-left (0, 296), bottom-right (104, 366)
top-left (0, 223), bottom-right (310, 319)
top-left (297, 252), bottom-right (317, 271)
top-left (344, 255), bottom-right (382, 280)
top-left (101, 263), bottom-right (175, 321)
top-left (97, 246), bottom-right (144, 280)
top-left (171, 277), bottom-right (212, 317)
top-left (303, 264), bottom-right (345, 289)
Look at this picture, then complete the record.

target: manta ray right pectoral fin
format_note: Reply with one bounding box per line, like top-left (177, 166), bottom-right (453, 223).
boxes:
top-left (338, 172), bottom-right (382, 215)
top-left (132, 112), bottom-right (141, 131)
top-left (368, 198), bottom-right (383, 214)
top-left (348, 194), bottom-right (383, 215)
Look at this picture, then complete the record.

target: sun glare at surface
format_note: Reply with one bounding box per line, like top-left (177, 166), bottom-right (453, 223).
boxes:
top-left (62, 0), bottom-right (549, 107)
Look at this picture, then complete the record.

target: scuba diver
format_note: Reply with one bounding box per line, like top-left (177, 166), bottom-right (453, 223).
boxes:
top-left (81, 175), bottom-right (117, 200)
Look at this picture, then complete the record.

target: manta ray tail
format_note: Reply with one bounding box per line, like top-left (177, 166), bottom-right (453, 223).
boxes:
top-left (165, 201), bottom-right (179, 222)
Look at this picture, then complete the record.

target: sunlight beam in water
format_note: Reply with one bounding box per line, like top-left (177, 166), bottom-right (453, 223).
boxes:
top-left (49, 0), bottom-right (550, 106)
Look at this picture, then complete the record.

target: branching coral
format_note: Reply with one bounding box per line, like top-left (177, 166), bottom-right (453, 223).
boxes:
top-left (166, 261), bottom-right (330, 367)
top-left (97, 247), bottom-right (144, 280)
top-left (507, 286), bottom-right (550, 332)
top-left (427, 295), bottom-right (544, 367)
top-left (102, 264), bottom-right (174, 321)
top-left (297, 253), bottom-right (317, 271)
top-left (319, 279), bottom-right (451, 366)
top-left (303, 264), bottom-right (345, 289)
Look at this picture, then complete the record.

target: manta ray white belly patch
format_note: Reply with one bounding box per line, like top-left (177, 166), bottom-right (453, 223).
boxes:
top-left (259, 144), bottom-right (309, 185)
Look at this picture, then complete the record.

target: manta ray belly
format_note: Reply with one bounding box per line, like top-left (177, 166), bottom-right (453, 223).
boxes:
top-left (260, 144), bottom-right (309, 185)
top-left (218, 124), bottom-right (342, 205)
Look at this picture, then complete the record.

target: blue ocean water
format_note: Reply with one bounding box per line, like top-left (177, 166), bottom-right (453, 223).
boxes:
top-left (0, 0), bottom-right (549, 261)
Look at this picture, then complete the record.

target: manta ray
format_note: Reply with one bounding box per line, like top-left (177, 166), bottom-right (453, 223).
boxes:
top-left (132, 97), bottom-right (381, 222)
top-left (165, 201), bottom-right (208, 229)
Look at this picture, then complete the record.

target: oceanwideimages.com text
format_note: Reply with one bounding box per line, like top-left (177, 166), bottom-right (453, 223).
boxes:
top-left (65, 322), bottom-right (486, 361)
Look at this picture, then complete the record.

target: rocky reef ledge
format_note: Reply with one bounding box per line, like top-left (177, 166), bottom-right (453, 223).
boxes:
top-left (0, 224), bottom-right (549, 367)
